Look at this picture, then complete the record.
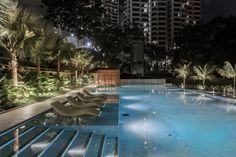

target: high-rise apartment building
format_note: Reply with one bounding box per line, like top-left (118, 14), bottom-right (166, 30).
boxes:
top-left (124, 0), bottom-right (152, 42)
top-left (151, 0), bottom-right (168, 48)
top-left (167, 0), bottom-right (201, 49)
top-left (102, 0), bottom-right (120, 24)
top-left (123, 0), bottom-right (201, 49)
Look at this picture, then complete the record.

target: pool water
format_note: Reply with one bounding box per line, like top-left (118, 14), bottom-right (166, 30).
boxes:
top-left (1, 85), bottom-right (236, 157)
top-left (119, 85), bottom-right (236, 157)
top-left (0, 98), bottom-right (119, 157)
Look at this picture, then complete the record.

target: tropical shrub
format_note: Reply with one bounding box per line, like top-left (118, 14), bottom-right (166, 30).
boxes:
top-left (0, 78), bottom-right (36, 109)
top-left (54, 75), bottom-right (70, 91)
top-left (24, 71), bottom-right (70, 94)
top-left (77, 74), bottom-right (94, 87)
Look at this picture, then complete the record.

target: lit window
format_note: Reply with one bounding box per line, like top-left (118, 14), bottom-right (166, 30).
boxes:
top-left (144, 9), bottom-right (147, 12)
top-left (144, 28), bottom-right (148, 32)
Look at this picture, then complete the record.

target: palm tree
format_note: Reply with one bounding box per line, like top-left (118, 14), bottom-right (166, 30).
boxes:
top-left (68, 51), bottom-right (82, 85)
top-left (29, 22), bottom-right (53, 74)
top-left (48, 34), bottom-right (75, 77)
top-left (68, 49), bottom-right (93, 85)
top-left (218, 61), bottom-right (236, 98)
top-left (0, 0), bottom-right (41, 86)
top-left (192, 64), bottom-right (215, 90)
top-left (77, 51), bottom-right (94, 75)
top-left (174, 63), bottom-right (191, 89)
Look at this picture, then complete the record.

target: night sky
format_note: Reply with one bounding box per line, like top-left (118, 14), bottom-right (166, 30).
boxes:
top-left (202, 0), bottom-right (236, 20)
top-left (19, 0), bottom-right (236, 21)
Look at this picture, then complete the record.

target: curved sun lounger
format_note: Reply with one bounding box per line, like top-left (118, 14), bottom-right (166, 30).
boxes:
top-left (77, 93), bottom-right (106, 103)
top-left (66, 96), bottom-right (104, 109)
top-left (83, 89), bottom-right (108, 98)
top-left (51, 101), bottom-right (101, 117)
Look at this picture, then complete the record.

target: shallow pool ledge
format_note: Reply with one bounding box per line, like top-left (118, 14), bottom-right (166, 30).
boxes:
top-left (0, 86), bottom-right (96, 133)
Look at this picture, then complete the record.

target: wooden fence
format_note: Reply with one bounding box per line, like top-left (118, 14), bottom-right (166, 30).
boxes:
top-left (93, 70), bottom-right (120, 86)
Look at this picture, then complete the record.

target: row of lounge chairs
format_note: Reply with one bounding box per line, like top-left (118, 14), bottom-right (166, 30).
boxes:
top-left (50, 89), bottom-right (108, 117)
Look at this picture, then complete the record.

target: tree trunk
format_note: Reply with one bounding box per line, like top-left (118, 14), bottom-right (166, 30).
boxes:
top-left (233, 77), bottom-right (236, 98)
top-left (203, 79), bottom-right (205, 90)
top-left (10, 49), bottom-right (18, 86)
top-left (81, 68), bottom-right (85, 76)
top-left (36, 62), bottom-right (41, 74)
top-left (57, 59), bottom-right (61, 77)
top-left (183, 76), bottom-right (186, 89)
top-left (75, 63), bottom-right (78, 85)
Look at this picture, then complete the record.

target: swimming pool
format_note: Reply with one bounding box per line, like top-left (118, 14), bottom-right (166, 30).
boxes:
top-left (1, 85), bottom-right (236, 157)
top-left (0, 92), bottom-right (119, 157)
top-left (119, 85), bottom-right (236, 157)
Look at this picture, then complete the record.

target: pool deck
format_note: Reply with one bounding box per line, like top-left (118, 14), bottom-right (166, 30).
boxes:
top-left (0, 86), bottom-right (101, 133)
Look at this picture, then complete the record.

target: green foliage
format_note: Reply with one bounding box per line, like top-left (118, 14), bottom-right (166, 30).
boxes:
top-left (174, 16), bottom-right (236, 66)
top-left (192, 64), bottom-right (216, 89)
top-left (0, 0), bottom-right (98, 110)
top-left (0, 71), bottom-right (71, 110)
top-left (55, 75), bottom-right (70, 91)
top-left (42, 0), bottom-right (105, 37)
top-left (174, 63), bottom-right (191, 88)
top-left (218, 61), bottom-right (236, 79)
top-left (174, 63), bottom-right (191, 79)
top-left (169, 77), bottom-right (232, 91)
top-left (24, 72), bottom-right (69, 94)
top-left (77, 74), bottom-right (94, 87)
top-left (217, 61), bottom-right (236, 97)
top-left (0, 77), bottom-right (36, 109)
top-left (33, 73), bottom-right (56, 93)
top-left (144, 44), bottom-right (169, 72)
top-left (68, 49), bottom-right (94, 73)
top-left (42, 0), bottom-right (144, 69)
top-left (192, 64), bottom-right (215, 80)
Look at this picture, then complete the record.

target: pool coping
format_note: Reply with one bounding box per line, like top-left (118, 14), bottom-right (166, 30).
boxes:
top-left (183, 88), bottom-right (236, 104)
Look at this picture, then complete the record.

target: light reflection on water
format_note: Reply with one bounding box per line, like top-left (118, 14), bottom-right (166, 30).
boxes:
top-left (119, 85), bottom-right (236, 157)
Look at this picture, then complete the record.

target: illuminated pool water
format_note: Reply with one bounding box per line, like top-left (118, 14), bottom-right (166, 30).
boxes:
top-left (1, 85), bottom-right (236, 157)
top-left (118, 85), bottom-right (236, 157)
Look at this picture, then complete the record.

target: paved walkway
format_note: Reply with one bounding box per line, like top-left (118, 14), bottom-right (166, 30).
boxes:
top-left (0, 86), bottom-right (97, 133)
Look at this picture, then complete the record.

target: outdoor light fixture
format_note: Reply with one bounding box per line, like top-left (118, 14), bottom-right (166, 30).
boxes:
top-left (86, 42), bottom-right (91, 47)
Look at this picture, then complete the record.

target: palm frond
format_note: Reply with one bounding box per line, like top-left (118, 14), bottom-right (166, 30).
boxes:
top-left (192, 64), bottom-right (215, 81)
top-left (218, 61), bottom-right (236, 78)
top-left (173, 62), bottom-right (191, 79)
